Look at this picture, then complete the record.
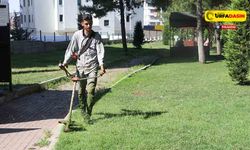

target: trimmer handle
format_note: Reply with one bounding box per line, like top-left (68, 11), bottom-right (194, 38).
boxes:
top-left (58, 61), bottom-right (73, 77)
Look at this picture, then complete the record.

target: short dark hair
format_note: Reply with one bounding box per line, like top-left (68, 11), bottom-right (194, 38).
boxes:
top-left (81, 14), bottom-right (92, 22)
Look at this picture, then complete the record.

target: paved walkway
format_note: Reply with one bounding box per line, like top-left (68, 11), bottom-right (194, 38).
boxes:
top-left (0, 67), bottom-right (129, 150)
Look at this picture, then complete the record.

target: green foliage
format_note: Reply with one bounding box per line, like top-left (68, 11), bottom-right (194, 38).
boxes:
top-left (164, 0), bottom-right (196, 17)
top-left (163, 23), bottom-right (170, 45)
top-left (224, 0), bottom-right (250, 84)
top-left (34, 130), bottom-right (52, 148)
top-left (162, 0), bottom-right (230, 28)
top-left (133, 21), bottom-right (144, 49)
top-left (79, 0), bottom-right (167, 53)
top-left (80, 0), bottom-right (169, 18)
top-left (79, 0), bottom-right (145, 53)
top-left (35, 138), bottom-right (50, 147)
top-left (10, 12), bottom-right (33, 40)
top-left (10, 28), bottom-right (33, 41)
top-left (79, 0), bottom-right (143, 18)
top-left (146, 0), bottom-right (171, 11)
top-left (203, 29), bottom-right (209, 39)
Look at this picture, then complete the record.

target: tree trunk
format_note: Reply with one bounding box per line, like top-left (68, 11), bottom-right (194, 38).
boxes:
top-left (215, 23), bottom-right (222, 55)
top-left (197, 0), bottom-right (205, 63)
top-left (119, 0), bottom-right (128, 54)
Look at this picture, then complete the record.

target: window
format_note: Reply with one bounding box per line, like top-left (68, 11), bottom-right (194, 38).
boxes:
top-left (24, 15), bottom-right (26, 22)
top-left (150, 16), bottom-right (157, 20)
top-left (28, 15), bottom-right (30, 22)
top-left (126, 15), bottom-right (130, 22)
top-left (23, 0), bottom-right (26, 7)
top-left (150, 22), bottom-right (156, 25)
top-left (77, 0), bottom-right (81, 6)
top-left (59, 15), bottom-right (63, 22)
top-left (150, 9), bottom-right (157, 13)
top-left (21, 14), bottom-right (23, 23)
top-left (28, 0), bottom-right (30, 6)
top-left (104, 20), bottom-right (109, 26)
top-left (59, 0), bottom-right (62, 5)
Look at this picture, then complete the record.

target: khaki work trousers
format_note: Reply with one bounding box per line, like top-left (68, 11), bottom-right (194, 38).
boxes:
top-left (77, 69), bottom-right (97, 115)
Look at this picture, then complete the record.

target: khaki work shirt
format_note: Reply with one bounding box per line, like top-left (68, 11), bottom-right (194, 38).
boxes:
top-left (63, 29), bottom-right (105, 75)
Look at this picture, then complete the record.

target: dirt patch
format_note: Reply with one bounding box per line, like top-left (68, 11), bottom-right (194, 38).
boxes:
top-left (132, 90), bottom-right (147, 96)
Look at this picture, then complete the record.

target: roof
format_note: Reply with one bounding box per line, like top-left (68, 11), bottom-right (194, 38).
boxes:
top-left (169, 12), bottom-right (209, 28)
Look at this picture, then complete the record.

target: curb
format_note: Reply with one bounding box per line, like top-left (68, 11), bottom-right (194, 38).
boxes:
top-left (0, 75), bottom-right (68, 105)
top-left (0, 58), bottom-right (120, 105)
top-left (48, 110), bottom-right (75, 150)
top-left (0, 55), bottom-right (159, 105)
top-left (0, 55), bottom-right (160, 149)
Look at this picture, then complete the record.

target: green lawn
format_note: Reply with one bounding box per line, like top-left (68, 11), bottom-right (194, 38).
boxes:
top-left (1, 42), bottom-right (167, 89)
top-left (55, 53), bottom-right (250, 149)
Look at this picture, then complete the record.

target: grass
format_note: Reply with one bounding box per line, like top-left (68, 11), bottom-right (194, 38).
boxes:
top-left (34, 129), bottom-right (52, 148)
top-left (0, 41), bottom-right (167, 90)
top-left (55, 52), bottom-right (250, 149)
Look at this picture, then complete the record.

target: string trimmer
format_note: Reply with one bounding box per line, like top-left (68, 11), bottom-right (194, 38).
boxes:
top-left (58, 62), bottom-right (100, 132)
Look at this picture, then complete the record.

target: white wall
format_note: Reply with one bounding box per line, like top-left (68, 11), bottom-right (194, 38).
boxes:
top-left (20, 0), bottom-right (35, 29)
top-left (19, 0), bottom-right (162, 37)
top-left (57, 0), bottom-right (64, 31)
top-left (0, 0), bottom-right (9, 26)
top-left (59, 0), bottom-right (98, 32)
top-left (128, 6), bottom-right (144, 34)
top-left (143, 1), bottom-right (162, 26)
top-left (33, 0), bottom-right (55, 33)
top-left (64, 0), bottom-right (78, 32)
top-left (99, 11), bottom-right (116, 35)
top-left (0, 0), bottom-right (9, 4)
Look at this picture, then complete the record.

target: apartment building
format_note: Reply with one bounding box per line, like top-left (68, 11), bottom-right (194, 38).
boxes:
top-left (19, 0), bottom-right (163, 37)
top-left (0, 0), bottom-right (9, 27)
top-left (0, 0), bottom-right (9, 4)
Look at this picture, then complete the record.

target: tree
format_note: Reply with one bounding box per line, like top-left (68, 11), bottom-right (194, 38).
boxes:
top-left (196, 0), bottom-right (205, 63)
top-left (162, 23), bottom-right (170, 45)
top-left (163, 0), bottom-right (231, 62)
top-left (147, 0), bottom-right (170, 11)
top-left (80, 0), bottom-right (168, 54)
top-left (10, 12), bottom-right (33, 40)
top-left (224, 0), bottom-right (250, 84)
top-left (163, 0), bottom-right (196, 16)
top-left (133, 21), bottom-right (144, 48)
top-left (162, 0), bottom-right (205, 62)
top-left (206, 0), bottom-right (231, 55)
top-left (79, 0), bottom-right (143, 54)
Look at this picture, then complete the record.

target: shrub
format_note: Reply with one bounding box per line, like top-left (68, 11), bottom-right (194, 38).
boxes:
top-left (10, 12), bottom-right (33, 40)
top-left (163, 24), bottom-right (170, 45)
top-left (224, 0), bottom-right (250, 84)
top-left (133, 21), bottom-right (144, 49)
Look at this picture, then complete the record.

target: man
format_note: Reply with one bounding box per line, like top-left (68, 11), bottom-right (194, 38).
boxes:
top-left (62, 14), bottom-right (105, 123)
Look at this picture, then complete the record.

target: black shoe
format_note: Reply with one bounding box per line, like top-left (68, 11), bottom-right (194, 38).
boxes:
top-left (83, 113), bottom-right (93, 124)
top-left (87, 108), bottom-right (92, 116)
top-left (58, 120), bottom-right (68, 124)
top-left (87, 119), bottom-right (93, 125)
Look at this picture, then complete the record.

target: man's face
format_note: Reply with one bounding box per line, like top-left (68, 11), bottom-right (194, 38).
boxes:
top-left (81, 20), bottom-right (92, 32)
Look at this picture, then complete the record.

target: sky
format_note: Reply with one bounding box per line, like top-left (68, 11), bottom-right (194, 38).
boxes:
top-left (9, 0), bottom-right (20, 13)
